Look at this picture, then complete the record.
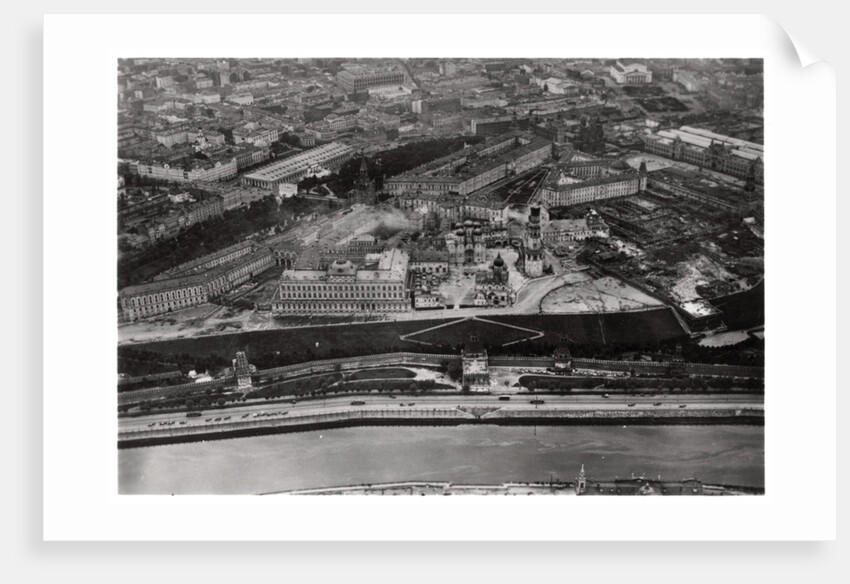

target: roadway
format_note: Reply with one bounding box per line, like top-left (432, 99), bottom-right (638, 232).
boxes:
top-left (119, 392), bottom-right (763, 434)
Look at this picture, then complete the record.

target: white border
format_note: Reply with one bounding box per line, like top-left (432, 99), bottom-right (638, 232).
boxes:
top-left (43, 13), bottom-right (835, 541)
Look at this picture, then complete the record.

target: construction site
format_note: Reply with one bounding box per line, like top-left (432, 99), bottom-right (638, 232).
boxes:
top-left (570, 182), bottom-right (763, 330)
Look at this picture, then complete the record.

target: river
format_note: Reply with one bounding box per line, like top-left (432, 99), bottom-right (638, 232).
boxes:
top-left (118, 424), bottom-right (764, 494)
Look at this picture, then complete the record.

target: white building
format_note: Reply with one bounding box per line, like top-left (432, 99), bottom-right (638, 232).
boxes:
top-left (241, 142), bottom-right (353, 189)
top-left (278, 183), bottom-right (298, 198)
top-left (609, 61), bottom-right (652, 84)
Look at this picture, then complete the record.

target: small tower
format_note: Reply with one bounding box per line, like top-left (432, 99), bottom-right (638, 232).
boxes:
top-left (669, 343), bottom-right (686, 377)
top-left (233, 351), bottom-right (253, 391)
top-left (358, 156), bottom-right (370, 183)
top-left (351, 156), bottom-right (376, 205)
top-left (638, 160), bottom-right (648, 191)
top-left (575, 464), bottom-right (587, 495)
top-left (554, 340), bottom-right (573, 371)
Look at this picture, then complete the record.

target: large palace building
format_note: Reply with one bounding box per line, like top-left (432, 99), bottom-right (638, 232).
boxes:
top-left (336, 67), bottom-right (407, 93)
top-left (273, 249), bottom-right (410, 315)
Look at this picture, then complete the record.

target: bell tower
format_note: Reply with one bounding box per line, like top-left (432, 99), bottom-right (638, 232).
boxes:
top-left (524, 206), bottom-right (543, 277)
top-left (575, 464), bottom-right (587, 495)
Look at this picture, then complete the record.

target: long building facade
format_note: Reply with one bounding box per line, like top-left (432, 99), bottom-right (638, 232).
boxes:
top-left (337, 68), bottom-right (406, 93)
top-left (128, 157), bottom-right (238, 183)
top-left (385, 134), bottom-right (552, 198)
top-left (119, 244), bottom-right (276, 322)
top-left (642, 126), bottom-right (764, 184)
top-left (241, 142), bottom-right (353, 189)
top-left (273, 249), bottom-right (410, 315)
top-left (539, 168), bottom-right (646, 207)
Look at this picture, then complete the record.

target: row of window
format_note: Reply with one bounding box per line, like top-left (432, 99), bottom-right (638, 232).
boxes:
top-left (277, 301), bottom-right (408, 312)
top-left (125, 259), bottom-right (272, 308)
top-left (282, 291), bottom-right (402, 300)
top-left (281, 283), bottom-right (402, 292)
top-left (128, 287), bottom-right (204, 307)
top-left (126, 297), bottom-right (200, 319)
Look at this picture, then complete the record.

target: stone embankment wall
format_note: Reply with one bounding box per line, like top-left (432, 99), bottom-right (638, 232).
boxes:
top-left (118, 405), bottom-right (763, 448)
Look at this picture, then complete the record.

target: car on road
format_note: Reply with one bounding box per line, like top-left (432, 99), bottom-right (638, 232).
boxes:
top-left (653, 403), bottom-right (663, 406)
top-left (679, 404), bottom-right (687, 408)
top-left (350, 400), bottom-right (366, 406)
top-left (627, 403), bottom-right (636, 407)
top-left (602, 393), bottom-right (610, 398)
top-left (205, 418), bottom-right (212, 422)
top-left (186, 412), bottom-right (202, 418)
top-left (498, 396), bottom-right (511, 401)
top-left (242, 414), bottom-right (250, 418)
top-left (530, 399), bottom-right (545, 405)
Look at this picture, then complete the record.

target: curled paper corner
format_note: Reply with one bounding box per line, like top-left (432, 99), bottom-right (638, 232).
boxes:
top-left (762, 15), bottom-right (829, 71)
top-left (786, 33), bottom-right (822, 69)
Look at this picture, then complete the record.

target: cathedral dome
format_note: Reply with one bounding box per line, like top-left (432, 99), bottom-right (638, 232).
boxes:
top-left (493, 253), bottom-right (505, 267)
top-left (464, 219), bottom-right (474, 227)
top-left (473, 227), bottom-right (482, 235)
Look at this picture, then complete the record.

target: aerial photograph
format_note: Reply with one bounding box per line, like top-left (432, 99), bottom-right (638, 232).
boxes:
top-left (116, 57), bottom-right (765, 496)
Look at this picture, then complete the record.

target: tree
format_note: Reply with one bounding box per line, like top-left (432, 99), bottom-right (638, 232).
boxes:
top-left (446, 360), bottom-right (463, 382)
top-left (461, 384), bottom-right (471, 393)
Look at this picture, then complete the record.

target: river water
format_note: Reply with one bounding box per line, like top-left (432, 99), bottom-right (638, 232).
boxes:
top-left (118, 425), bottom-right (764, 494)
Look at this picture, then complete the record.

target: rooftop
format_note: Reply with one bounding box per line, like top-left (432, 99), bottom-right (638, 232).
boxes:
top-left (242, 142), bottom-right (353, 182)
